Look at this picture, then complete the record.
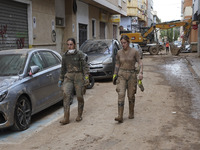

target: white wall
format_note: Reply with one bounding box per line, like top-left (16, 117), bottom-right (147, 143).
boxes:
top-left (120, 17), bottom-right (131, 31)
top-left (77, 1), bottom-right (89, 48)
top-left (184, 6), bottom-right (192, 16)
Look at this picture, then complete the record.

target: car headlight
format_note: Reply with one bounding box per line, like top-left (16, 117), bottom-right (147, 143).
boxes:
top-left (102, 57), bottom-right (112, 65)
top-left (0, 91), bottom-right (8, 102)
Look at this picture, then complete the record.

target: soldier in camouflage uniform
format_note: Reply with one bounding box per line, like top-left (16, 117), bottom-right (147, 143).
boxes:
top-left (113, 35), bottom-right (143, 123)
top-left (58, 38), bottom-right (89, 125)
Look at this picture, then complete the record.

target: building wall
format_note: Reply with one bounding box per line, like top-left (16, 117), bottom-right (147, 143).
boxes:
top-left (182, 0), bottom-right (198, 49)
top-left (0, 0), bottom-right (125, 53)
top-left (147, 0), bottom-right (153, 26)
top-left (32, 0), bottom-right (56, 48)
top-left (125, 0), bottom-right (147, 33)
top-left (107, 0), bottom-right (127, 10)
top-left (62, 0), bottom-right (76, 52)
top-left (127, 0), bottom-right (146, 21)
top-left (89, 5), bottom-right (100, 39)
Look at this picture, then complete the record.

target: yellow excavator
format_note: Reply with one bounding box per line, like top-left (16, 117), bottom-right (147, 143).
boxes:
top-left (121, 18), bottom-right (193, 55)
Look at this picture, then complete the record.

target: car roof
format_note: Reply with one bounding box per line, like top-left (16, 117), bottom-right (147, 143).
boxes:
top-left (0, 48), bottom-right (55, 55)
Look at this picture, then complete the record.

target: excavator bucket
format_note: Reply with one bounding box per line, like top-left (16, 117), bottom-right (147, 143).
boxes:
top-left (170, 43), bottom-right (181, 56)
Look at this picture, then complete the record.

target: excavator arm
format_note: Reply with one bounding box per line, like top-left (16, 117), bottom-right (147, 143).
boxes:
top-left (143, 19), bottom-right (192, 38)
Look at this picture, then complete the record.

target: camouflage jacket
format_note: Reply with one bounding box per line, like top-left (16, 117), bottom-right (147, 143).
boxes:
top-left (59, 49), bottom-right (89, 82)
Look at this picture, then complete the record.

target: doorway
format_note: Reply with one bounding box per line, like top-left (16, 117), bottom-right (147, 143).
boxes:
top-left (79, 23), bottom-right (87, 48)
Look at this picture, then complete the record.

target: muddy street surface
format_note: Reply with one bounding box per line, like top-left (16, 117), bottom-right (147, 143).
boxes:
top-left (1, 52), bottom-right (200, 150)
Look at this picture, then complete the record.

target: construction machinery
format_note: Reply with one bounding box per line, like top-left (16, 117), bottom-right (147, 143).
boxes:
top-left (121, 18), bottom-right (193, 55)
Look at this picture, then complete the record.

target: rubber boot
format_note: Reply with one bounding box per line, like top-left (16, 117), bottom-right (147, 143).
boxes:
top-left (128, 100), bottom-right (135, 119)
top-left (60, 108), bottom-right (70, 125)
top-left (115, 102), bottom-right (124, 123)
top-left (76, 102), bottom-right (84, 122)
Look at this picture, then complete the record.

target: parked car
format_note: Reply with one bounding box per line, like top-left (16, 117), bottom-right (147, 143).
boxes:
top-left (129, 43), bottom-right (143, 59)
top-left (80, 39), bottom-right (122, 79)
top-left (180, 41), bottom-right (191, 53)
top-left (0, 48), bottom-right (63, 131)
top-left (173, 40), bottom-right (182, 47)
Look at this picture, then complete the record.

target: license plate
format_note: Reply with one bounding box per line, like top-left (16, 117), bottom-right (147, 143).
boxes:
top-left (90, 70), bottom-right (97, 73)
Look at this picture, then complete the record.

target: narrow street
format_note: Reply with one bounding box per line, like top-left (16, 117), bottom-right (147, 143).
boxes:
top-left (1, 52), bottom-right (200, 150)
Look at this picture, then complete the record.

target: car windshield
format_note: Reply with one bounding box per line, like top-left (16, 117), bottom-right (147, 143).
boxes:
top-left (0, 54), bottom-right (26, 76)
top-left (81, 40), bottom-right (113, 55)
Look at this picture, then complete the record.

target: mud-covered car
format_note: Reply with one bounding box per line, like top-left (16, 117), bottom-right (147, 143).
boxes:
top-left (80, 39), bottom-right (122, 79)
top-left (0, 48), bottom-right (63, 131)
top-left (129, 43), bottom-right (143, 59)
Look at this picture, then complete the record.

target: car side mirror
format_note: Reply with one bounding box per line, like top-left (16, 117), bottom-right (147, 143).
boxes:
top-left (28, 65), bottom-right (40, 76)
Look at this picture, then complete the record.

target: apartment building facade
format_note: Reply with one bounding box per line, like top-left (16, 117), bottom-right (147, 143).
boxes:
top-left (0, 0), bottom-right (127, 53)
top-left (192, 0), bottom-right (200, 56)
top-left (146, 0), bottom-right (153, 27)
top-left (181, 0), bottom-right (198, 52)
top-left (120, 0), bottom-right (147, 33)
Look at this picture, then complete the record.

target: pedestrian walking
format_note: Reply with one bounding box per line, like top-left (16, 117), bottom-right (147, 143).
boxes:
top-left (166, 41), bottom-right (169, 54)
top-left (113, 35), bottom-right (143, 123)
top-left (58, 38), bottom-right (89, 125)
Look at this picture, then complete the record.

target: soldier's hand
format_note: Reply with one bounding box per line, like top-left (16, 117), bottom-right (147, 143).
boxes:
top-left (84, 75), bottom-right (90, 86)
top-left (138, 72), bottom-right (143, 80)
top-left (113, 74), bottom-right (118, 85)
top-left (58, 80), bottom-right (63, 88)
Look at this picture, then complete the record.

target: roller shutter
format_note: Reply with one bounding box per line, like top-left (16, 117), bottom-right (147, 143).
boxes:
top-left (0, 0), bottom-right (28, 50)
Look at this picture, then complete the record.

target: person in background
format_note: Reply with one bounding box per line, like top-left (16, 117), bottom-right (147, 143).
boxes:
top-left (58, 38), bottom-right (89, 125)
top-left (113, 35), bottom-right (143, 123)
top-left (166, 41), bottom-right (169, 54)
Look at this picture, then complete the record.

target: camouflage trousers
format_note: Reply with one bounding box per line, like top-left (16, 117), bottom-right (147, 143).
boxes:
top-left (62, 73), bottom-right (85, 110)
top-left (116, 69), bottom-right (137, 104)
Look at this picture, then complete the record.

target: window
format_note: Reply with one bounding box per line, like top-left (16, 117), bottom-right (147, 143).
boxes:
top-left (40, 51), bottom-right (60, 68)
top-left (29, 52), bottom-right (45, 71)
top-left (92, 19), bottom-right (96, 38)
top-left (0, 54), bottom-right (26, 76)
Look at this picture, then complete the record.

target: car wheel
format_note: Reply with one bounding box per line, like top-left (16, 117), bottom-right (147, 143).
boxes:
top-left (12, 96), bottom-right (32, 131)
top-left (87, 75), bottom-right (95, 89)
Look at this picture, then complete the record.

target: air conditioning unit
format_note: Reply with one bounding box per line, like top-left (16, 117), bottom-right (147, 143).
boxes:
top-left (56, 17), bottom-right (64, 26)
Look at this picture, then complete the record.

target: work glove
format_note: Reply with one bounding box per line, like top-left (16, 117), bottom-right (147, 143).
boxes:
top-left (58, 80), bottom-right (63, 88)
top-left (138, 79), bottom-right (144, 92)
top-left (84, 75), bottom-right (90, 86)
top-left (113, 74), bottom-right (118, 85)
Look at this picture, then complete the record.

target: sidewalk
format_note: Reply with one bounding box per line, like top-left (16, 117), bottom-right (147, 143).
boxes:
top-left (183, 53), bottom-right (200, 79)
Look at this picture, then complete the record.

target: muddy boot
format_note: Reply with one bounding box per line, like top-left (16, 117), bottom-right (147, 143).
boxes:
top-left (76, 102), bottom-right (84, 122)
top-left (115, 102), bottom-right (124, 123)
top-left (60, 108), bottom-right (70, 125)
top-left (128, 100), bottom-right (135, 119)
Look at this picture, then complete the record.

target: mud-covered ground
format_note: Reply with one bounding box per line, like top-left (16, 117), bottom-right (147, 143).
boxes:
top-left (1, 52), bottom-right (200, 150)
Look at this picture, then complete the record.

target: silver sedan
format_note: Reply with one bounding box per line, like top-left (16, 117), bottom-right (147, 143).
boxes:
top-left (0, 48), bottom-right (63, 131)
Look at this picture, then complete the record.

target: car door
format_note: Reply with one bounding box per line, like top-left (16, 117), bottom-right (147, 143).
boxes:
top-left (26, 51), bottom-right (57, 113)
top-left (39, 51), bottom-right (62, 106)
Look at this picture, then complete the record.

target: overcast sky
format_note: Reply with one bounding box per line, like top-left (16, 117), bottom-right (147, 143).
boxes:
top-left (153, 0), bottom-right (182, 22)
